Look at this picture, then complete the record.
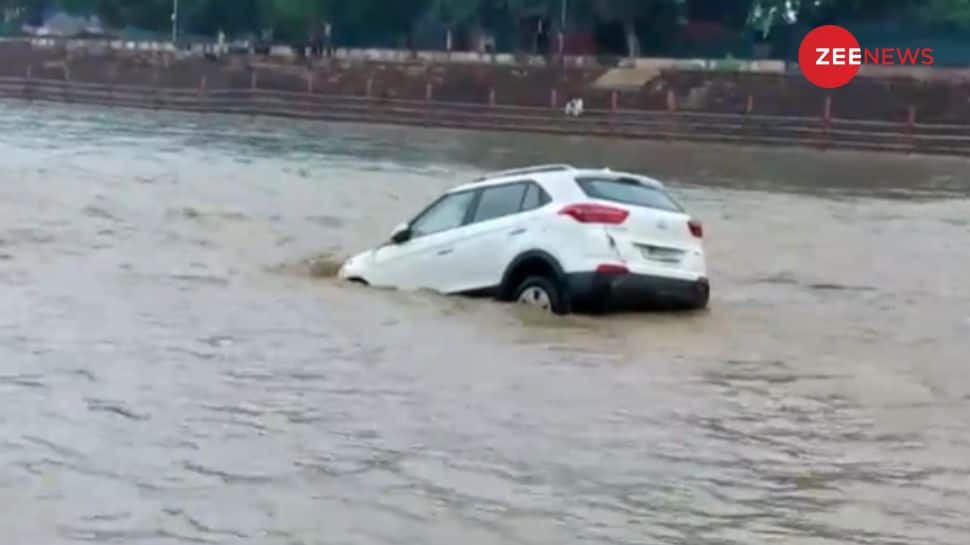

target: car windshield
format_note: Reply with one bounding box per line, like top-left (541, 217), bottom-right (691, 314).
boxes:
top-left (576, 177), bottom-right (683, 212)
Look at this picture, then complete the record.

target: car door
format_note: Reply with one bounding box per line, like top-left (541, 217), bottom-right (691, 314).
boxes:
top-left (368, 190), bottom-right (476, 291)
top-left (447, 181), bottom-right (549, 293)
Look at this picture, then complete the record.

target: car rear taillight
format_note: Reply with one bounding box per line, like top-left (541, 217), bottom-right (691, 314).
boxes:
top-left (688, 219), bottom-right (704, 239)
top-left (596, 264), bottom-right (629, 275)
top-left (559, 203), bottom-right (629, 224)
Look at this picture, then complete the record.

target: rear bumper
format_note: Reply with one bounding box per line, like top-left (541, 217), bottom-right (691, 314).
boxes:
top-left (565, 272), bottom-right (710, 312)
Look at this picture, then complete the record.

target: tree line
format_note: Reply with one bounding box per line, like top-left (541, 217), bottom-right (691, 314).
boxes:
top-left (4, 0), bottom-right (968, 49)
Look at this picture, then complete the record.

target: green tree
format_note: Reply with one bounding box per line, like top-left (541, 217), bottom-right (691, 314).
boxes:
top-left (327, 0), bottom-right (432, 47)
top-left (920, 0), bottom-right (970, 29)
top-left (587, 0), bottom-right (686, 57)
top-left (183, 0), bottom-right (264, 37)
top-left (747, 0), bottom-right (932, 38)
top-left (433, 0), bottom-right (479, 49)
top-left (259, 0), bottom-right (325, 42)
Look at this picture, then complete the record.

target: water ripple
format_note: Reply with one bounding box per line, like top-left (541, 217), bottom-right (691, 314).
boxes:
top-left (1, 100), bottom-right (969, 545)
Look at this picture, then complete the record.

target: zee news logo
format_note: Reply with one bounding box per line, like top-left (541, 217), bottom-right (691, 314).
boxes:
top-left (814, 47), bottom-right (934, 67)
top-left (799, 25), bottom-right (935, 89)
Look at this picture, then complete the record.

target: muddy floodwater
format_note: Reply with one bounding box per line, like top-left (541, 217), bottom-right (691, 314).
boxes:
top-left (2, 100), bottom-right (969, 545)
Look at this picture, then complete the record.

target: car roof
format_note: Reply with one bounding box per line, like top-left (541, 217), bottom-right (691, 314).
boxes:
top-left (449, 165), bottom-right (665, 195)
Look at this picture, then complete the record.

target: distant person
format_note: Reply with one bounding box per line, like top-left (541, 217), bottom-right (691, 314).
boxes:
top-left (324, 22), bottom-right (333, 57)
top-left (480, 33), bottom-right (496, 55)
top-left (564, 98), bottom-right (584, 117)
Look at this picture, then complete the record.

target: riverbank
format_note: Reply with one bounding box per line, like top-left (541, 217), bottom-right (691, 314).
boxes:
top-left (2, 40), bottom-right (969, 156)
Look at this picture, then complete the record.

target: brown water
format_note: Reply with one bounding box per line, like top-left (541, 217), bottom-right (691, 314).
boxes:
top-left (2, 100), bottom-right (969, 545)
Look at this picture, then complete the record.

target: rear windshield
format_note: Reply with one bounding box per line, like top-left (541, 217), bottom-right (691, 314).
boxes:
top-left (576, 177), bottom-right (683, 212)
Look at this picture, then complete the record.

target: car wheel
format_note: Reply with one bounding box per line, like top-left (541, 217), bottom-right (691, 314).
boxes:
top-left (514, 276), bottom-right (567, 315)
top-left (688, 282), bottom-right (710, 310)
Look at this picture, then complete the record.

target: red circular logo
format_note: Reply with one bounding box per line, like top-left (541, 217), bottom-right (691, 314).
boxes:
top-left (798, 25), bottom-right (861, 89)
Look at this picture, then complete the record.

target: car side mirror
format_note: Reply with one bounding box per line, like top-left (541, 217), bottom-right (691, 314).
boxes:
top-left (390, 223), bottom-right (412, 244)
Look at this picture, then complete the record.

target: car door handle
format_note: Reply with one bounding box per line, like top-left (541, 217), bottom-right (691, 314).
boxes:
top-left (437, 249), bottom-right (453, 256)
top-left (509, 228), bottom-right (527, 236)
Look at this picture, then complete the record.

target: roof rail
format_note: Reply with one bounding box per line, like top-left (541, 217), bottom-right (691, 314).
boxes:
top-left (474, 164), bottom-right (575, 182)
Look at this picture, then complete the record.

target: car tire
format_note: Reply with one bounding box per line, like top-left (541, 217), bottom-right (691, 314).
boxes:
top-left (688, 282), bottom-right (710, 310)
top-left (513, 276), bottom-right (567, 315)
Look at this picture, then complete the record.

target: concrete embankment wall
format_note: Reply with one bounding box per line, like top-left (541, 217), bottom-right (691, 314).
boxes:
top-left (2, 40), bottom-right (970, 156)
top-left (4, 39), bottom-right (970, 124)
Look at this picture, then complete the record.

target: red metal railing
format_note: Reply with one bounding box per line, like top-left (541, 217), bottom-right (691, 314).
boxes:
top-left (1, 76), bottom-right (968, 157)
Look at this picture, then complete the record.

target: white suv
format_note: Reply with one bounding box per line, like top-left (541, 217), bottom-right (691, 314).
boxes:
top-left (338, 164), bottom-right (709, 314)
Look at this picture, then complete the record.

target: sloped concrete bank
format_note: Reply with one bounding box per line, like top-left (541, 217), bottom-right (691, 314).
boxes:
top-left (2, 41), bottom-right (970, 155)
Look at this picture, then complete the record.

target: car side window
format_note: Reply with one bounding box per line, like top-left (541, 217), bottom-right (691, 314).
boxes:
top-left (410, 191), bottom-right (476, 238)
top-left (471, 183), bottom-right (527, 224)
top-left (519, 183), bottom-right (549, 212)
